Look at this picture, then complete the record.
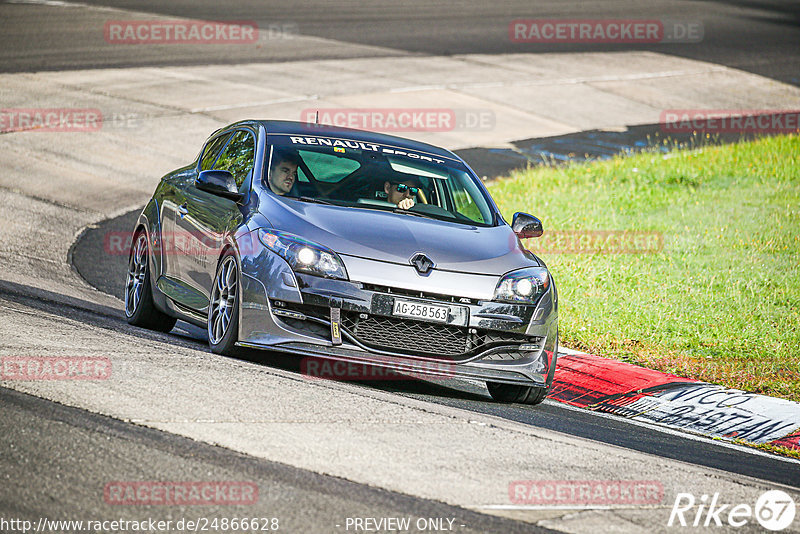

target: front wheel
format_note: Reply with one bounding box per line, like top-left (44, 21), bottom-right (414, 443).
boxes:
top-left (125, 231), bottom-right (177, 333)
top-left (208, 251), bottom-right (240, 356)
top-left (486, 382), bottom-right (548, 405)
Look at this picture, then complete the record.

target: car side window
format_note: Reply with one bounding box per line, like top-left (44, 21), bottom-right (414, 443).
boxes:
top-left (214, 130), bottom-right (256, 188)
top-left (200, 133), bottom-right (232, 171)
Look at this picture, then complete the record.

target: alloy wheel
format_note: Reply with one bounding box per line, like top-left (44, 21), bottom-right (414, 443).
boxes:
top-left (209, 255), bottom-right (238, 344)
top-left (125, 233), bottom-right (148, 317)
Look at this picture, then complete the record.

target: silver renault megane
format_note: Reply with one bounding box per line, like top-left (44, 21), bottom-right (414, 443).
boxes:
top-left (125, 120), bottom-right (558, 404)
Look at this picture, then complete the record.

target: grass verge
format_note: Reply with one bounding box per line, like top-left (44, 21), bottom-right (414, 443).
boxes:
top-left (734, 438), bottom-right (800, 460)
top-left (489, 134), bottom-right (800, 402)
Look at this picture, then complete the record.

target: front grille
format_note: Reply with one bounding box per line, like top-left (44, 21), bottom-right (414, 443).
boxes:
top-left (342, 313), bottom-right (468, 357)
top-left (480, 337), bottom-right (544, 361)
top-left (341, 311), bottom-right (531, 360)
top-left (271, 300), bottom-right (534, 360)
top-left (481, 351), bottom-right (525, 361)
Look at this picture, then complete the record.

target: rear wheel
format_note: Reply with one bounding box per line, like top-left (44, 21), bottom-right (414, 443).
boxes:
top-left (125, 231), bottom-right (177, 332)
top-left (208, 251), bottom-right (240, 356)
top-left (486, 382), bottom-right (548, 405)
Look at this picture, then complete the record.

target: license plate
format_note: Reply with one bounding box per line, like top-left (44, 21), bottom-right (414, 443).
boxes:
top-left (392, 299), bottom-right (450, 323)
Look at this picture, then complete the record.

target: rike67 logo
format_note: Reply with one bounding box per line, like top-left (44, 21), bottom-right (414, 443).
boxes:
top-left (668, 490), bottom-right (796, 531)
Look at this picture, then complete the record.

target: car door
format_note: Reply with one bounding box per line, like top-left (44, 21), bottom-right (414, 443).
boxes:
top-left (173, 129), bottom-right (255, 311)
top-left (161, 132), bottom-right (232, 291)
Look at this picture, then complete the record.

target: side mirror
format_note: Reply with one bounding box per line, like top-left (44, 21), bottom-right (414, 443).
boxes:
top-left (512, 212), bottom-right (543, 239)
top-left (196, 170), bottom-right (244, 203)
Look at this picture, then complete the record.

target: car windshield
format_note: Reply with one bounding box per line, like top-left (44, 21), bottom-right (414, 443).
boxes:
top-left (264, 135), bottom-right (497, 226)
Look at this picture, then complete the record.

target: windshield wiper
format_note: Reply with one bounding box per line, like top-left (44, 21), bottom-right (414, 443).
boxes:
top-left (392, 208), bottom-right (438, 220)
top-left (296, 196), bottom-right (336, 205)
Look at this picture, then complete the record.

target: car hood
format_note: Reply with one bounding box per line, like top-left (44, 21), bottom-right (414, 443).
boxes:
top-left (257, 197), bottom-right (540, 275)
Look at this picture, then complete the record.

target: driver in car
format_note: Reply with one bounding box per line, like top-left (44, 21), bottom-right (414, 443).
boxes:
top-left (384, 179), bottom-right (420, 210)
top-left (268, 148), bottom-right (301, 196)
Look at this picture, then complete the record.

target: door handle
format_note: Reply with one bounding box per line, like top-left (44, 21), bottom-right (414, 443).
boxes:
top-left (178, 203), bottom-right (189, 218)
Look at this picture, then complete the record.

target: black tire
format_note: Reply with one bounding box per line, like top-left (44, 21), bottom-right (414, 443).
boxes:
top-left (208, 250), bottom-right (240, 356)
top-left (486, 382), bottom-right (548, 405)
top-left (125, 231), bottom-right (177, 333)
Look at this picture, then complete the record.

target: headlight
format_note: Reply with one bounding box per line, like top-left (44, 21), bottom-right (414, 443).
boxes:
top-left (258, 229), bottom-right (348, 280)
top-left (493, 267), bottom-right (549, 304)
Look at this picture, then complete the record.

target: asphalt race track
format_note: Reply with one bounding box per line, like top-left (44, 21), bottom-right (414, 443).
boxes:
top-left (2, 0), bottom-right (800, 532)
top-left (0, 387), bottom-right (542, 534)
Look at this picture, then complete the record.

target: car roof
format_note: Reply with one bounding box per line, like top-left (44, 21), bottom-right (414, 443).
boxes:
top-left (235, 120), bottom-right (461, 163)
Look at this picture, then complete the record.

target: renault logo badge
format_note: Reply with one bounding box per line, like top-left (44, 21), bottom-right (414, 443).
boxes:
top-left (410, 253), bottom-right (434, 275)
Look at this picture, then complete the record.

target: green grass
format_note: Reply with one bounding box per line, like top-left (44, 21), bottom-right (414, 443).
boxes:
top-left (735, 438), bottom-right (800, 460)
top-left (489, 134), bottom-right (800, 402)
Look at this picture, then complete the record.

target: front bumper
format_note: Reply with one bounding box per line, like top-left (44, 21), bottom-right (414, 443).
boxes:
top-left (238, 251), bottom-right (558, 388)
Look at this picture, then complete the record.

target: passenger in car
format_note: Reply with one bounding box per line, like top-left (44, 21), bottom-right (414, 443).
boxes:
top-left (384, 178), bottom-right (421, 210)
top-left (267, 149), bottom-right (301, 196)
